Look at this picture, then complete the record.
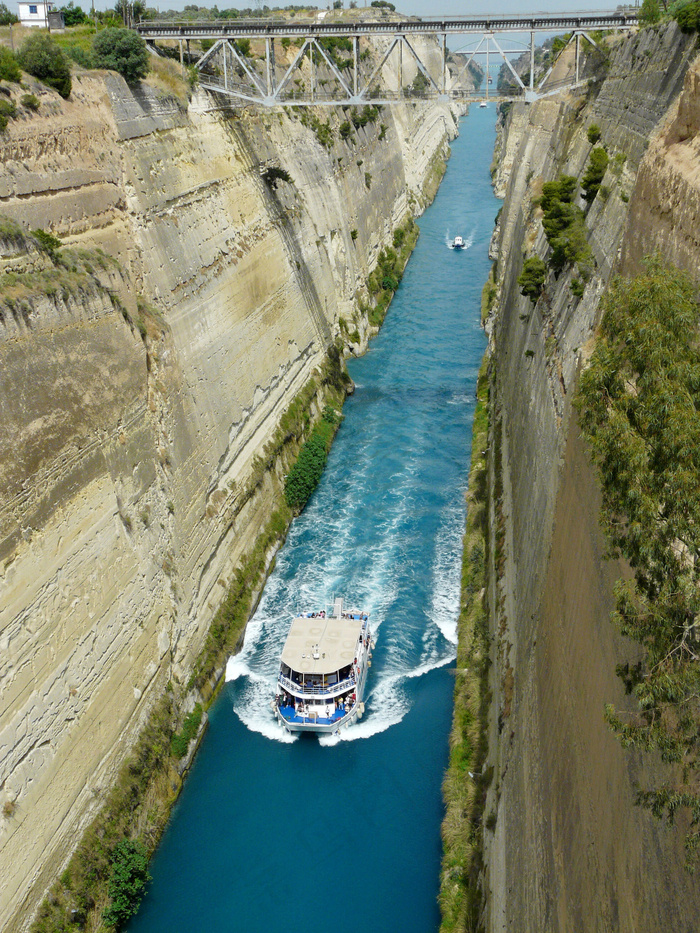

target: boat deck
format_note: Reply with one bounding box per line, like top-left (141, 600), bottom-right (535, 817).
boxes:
top-left (278, 704), bottom-right (348, 726)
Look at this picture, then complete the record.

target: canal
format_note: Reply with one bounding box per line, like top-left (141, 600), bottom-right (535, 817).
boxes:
top-left (129, 104), bottom-right (498, 933)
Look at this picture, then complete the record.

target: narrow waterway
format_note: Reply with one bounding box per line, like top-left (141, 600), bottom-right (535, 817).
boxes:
top-left (129, 106), bottom-right (498, 933)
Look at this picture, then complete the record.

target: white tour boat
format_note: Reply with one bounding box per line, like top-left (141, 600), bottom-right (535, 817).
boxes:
top-left (274, 597), bottom-right (372, 735)
top-left (451, 235), bottom-right (467, 250)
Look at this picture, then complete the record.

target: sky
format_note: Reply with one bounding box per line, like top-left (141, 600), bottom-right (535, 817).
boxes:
top-left (80, 0), bottom-right (634, 18)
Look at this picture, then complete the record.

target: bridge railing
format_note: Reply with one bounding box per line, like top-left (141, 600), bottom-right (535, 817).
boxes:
top-left (137, 11), bottom-right (637, 39)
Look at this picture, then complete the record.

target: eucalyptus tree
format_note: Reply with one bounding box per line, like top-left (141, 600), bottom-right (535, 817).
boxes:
top-left (576, 256), bottom-right (700, 859)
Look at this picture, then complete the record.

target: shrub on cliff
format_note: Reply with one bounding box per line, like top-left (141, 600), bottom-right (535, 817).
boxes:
top-left (18, 34), bottom-right (72, 98)
top-left (284, 406), bottom-right (340, 512)
top-left (575, 256), bottom-right (700, 863)
top-left (517, 256), bottom-right (547, 303)
top-left (0, 98), bottom-right (16, 131)
top-left (538, 174), bottom-right (592, 276)
top-left (676, 0), bottom-right (700, 31)
top-left (102, 839), bottom-right (151, 929)
top-left (92, 28), bottom-right (149, 84)
top-left (639, 0), bottom-right (661, 24)
top-left (0, 46), bottom-right (21, 83)
top-left (170, 703), bottom-right (203, 758)
top-left (586, 122), bottom-right (601, 144)
top-left (582, 146), bottom-right (609, 204)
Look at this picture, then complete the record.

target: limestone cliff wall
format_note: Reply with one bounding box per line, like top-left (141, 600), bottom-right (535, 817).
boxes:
top-left (0, 68), bottom-right (457, 930)
top-left (484, 24), bottom-right (700, 932)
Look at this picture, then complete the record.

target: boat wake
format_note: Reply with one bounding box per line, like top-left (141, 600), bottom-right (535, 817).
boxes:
top-left (445, 230), bottom-right (475, 250)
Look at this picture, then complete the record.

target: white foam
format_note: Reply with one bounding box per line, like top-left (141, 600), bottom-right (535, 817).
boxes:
top-left (235, 706), bottom-right (298, 743)
top-left (225, 654), bottom-right (249, 682)
top-left (428, 505), bottom-right (465, 646)
top-left (318, 672), bottom-right (409, 745)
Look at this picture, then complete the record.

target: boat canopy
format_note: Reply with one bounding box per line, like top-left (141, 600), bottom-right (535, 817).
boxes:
top-left (281, 615), bottom-right (363, 675)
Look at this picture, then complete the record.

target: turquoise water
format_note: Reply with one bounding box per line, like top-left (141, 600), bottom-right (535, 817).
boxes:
top-left (129, 106), bottom-right (498, 933)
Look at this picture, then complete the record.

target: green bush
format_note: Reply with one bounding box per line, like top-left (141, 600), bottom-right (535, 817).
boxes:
top-left (582, 146), bottom-right (609, 203)
top-left (18, 34), bottom-right (72, 98)
top-left (261, 166), bottom-right (292, 189)
top-left (170, 702), bottom-right (203, 758)
top-left (102, 840), bottom-right (151, 930)
top-left (0, 98), bottom-right (16, 131)
top-left (284, 406), bottom-right (340, 511)
top-left (60, 1), bottom-right (89, 25)
top-left (539, 174), bottom-right (592, 275)
top-left (66, 44), bottom-right (93, 68)
top-left (587, 123), bottom-right (601, 144)
top-left (517, 256), bottom-right (547, 303)
top-left (0, 46), bottom-right (21, 83)
top-left (92, 28), bottom-right (149, 83)
top-left (639, 0), bottom-right (661, 24)
top-left (21, 93), bottom-right (40, 112)
top-left (676, 0), bottom-right (700, 31)
top-left (32, 228), bottom-right (62, 260)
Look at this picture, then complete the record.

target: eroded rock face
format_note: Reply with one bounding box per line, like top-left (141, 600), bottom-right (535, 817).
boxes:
top-left (0, 71), bottom-right (458, 930)
top-left (622, 58), bottom-right (700, 277)
top-left (484, 26), bottom-right (700, 932)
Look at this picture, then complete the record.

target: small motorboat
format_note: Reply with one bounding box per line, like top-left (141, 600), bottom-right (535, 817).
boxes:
top-left (451, 235), bottom-right (466, 250)
top-left (479, 101), bottom-right (488, 108)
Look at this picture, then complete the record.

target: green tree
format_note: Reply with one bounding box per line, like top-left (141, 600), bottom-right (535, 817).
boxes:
top-left (17, 34), bottom-right (72, 98)
top-left (517, 256), bottom-right (547, 303)
top-left (60, 0), bottom-right (88, 25)
top-left (582, 146), bottom-right (609, 203)
top-left (0, 2), bottom-right (18, 24)
top-left (576, 256), bottom-right (700, 861)
top-left (102, 839), bottom-right (151, 929)
top-left (92, 28), bottom-right (149, 83)
top-left (284, 407), bottom-right (340, 512)
top-left (676, 0), bottom-right (700, 31)
top-left (538, 174), bottom-right (592, 275)
top-left (639, 0), bottom-right (661, 24)
top-left (587, 123), bottom-right (601, 144)
top-left (0, 46), bottom-right (21, 83)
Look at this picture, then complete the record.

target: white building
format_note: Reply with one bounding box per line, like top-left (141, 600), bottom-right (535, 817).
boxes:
top-left (18, 0), bottom-right (56, 27)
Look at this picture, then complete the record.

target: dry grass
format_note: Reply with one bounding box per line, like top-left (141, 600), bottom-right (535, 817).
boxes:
top-left (0, 24), bottom-right (35, 51)
top-left (144, 55), bottom-right (190, 106)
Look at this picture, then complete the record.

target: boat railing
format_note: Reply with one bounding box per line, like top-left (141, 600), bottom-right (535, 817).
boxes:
top-left (278, 672), bottom-right (356, 696)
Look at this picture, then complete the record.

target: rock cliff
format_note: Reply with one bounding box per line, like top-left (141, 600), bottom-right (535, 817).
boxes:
top-left (0, 66), bottom-right (457, 930)
top-left (483, 23), bottom-right (700, 932)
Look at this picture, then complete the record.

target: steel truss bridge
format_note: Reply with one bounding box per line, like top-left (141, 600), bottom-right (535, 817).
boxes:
top-left (137, 11), bottom-right (638, 107)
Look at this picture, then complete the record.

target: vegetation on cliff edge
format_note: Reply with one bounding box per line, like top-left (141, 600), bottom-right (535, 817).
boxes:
top-left (576, 256), bottom-right (700, 862)
top-left (363, 216), bottom-right (419, 328)
top-left (440, 357), bottom-right (491, 933)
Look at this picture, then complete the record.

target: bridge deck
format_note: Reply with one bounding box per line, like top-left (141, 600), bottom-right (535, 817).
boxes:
top-left (138, 11), bottom-right (637, 40)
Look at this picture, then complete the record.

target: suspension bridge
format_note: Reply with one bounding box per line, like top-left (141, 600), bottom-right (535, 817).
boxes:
top-left (137, 10), bottom-right (638, 107)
